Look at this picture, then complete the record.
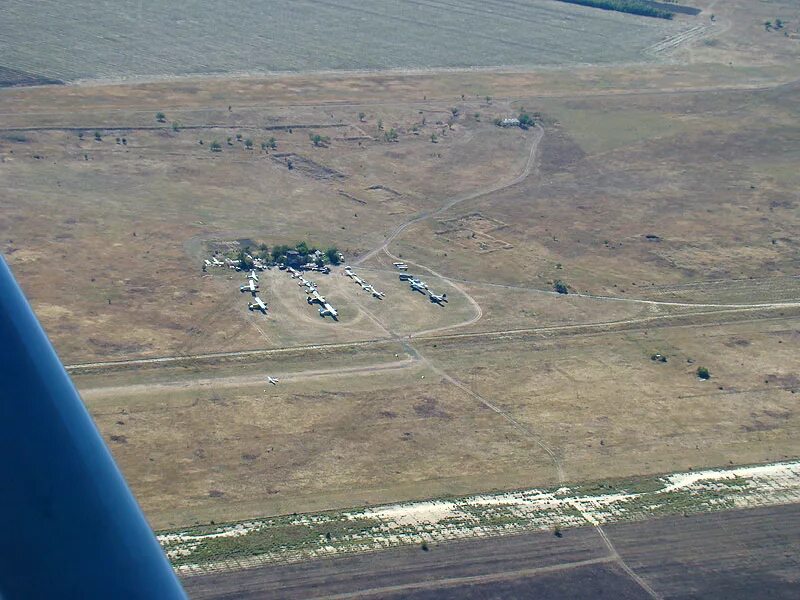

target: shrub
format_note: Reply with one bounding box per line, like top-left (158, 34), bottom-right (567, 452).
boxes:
top-left (309, 133), bottom-right (330, 147)
top-left (325, 247), bottom-right (341, 265)
top-left (94, 131), bottom-right (102, 141)
top-left (697, 366), bottom-right (710, 380)
top-left (518, 113), bottom-right (535, 128)
top-left (155, 112), bottom-right (166, 123)
top-left (554, 280), bottom-right (568, 295)
top-left (210, 140), bottom-right (222, 152)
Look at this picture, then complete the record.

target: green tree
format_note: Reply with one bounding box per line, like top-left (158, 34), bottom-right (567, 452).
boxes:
top-left (268, 136), bottom-right (277, 149)
top-left (358, 112), bottom-right (366, 122)
top-left (295, 241), bottom-right (310, 256)
top-left (518, 113), bottom-right (535, 128)
top-left (236, 249), bottom-right (254, 271)
top-left (155, 112), bottom-right (166, 123)
top-left (430, 132), bottom-right (438, 143)
top-left (553, 280), bottom-right (568, 295)
top-left (309, 133), bottom-right (330, 147)
top-left (325, 247), bottom-right (341, 265)
top-left (450, 107), bottom-right (459, 117)
top-left (210, 140), bottom-right (222, 152)
top-left (697, 366), bottom-right (710, 380)
top-left (764, 21), bottom-right (773, 31)
top-left (172, 121), bottom-right (180, 132)
top-left (244, 138), bottom-right (253, 149)
top-left (384, 128), bottom-right (398, 142)
top-left (235, 133), bottom-right (242, 141)
top-left (271, 244), bottom-right (290, 262)
top-left (94, 131), bottom-right (102, 141)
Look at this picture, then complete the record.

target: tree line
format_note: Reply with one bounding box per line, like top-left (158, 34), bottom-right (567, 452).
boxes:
top-left (555, 0), bottom-right (673, 19)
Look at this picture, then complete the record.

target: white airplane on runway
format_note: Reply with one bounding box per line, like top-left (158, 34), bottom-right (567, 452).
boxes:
top-left (429, 291), bottom-right (448, 305)
top-left (267, 376), bottom-right (279, 385)
top-left (248, 270), bottom-right (259, 282)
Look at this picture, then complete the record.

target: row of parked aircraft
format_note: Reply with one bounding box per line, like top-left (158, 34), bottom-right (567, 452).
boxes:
top-left (287, 267), bottom-right (339, 319)
top-left (343, 266), bottom-right (385, 299)
top-left (238, 270), bottom-right (268, 314)
top-left (402, 274), bottom-right (448, 305)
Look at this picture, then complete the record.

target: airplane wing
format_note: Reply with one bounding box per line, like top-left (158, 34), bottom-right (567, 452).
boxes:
top-left (0, 256), bottom-right (186, 598)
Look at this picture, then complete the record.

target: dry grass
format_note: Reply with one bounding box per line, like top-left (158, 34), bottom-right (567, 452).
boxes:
top-left (2, 2), bottom-right (800, 531)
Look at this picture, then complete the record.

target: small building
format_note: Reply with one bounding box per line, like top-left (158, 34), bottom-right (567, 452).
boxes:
top-left (284, 250), bottom-right (302, 268)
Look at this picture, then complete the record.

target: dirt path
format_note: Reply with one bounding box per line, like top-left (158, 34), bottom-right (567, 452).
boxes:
top-left (354, 124), bottom-right (543, 266)
top-left (80, 357), bottom-right (417, 400)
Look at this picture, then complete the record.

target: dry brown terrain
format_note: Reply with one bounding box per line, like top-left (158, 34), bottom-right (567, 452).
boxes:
top-left (1, 0), bottom-right (799, 533)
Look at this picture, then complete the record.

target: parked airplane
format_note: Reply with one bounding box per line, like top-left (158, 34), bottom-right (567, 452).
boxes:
top-left (410, 280), bottom-right (428, 293)
top-left (248, 297), bottom-right (268, 313)
top-left (248, 270), bottom-right (259, 282)
top-left (393, 262), bottom-right (408, 270)
top-left (203, 259), bottom-right (212, 267)
top-left (307, 290), bottom-right (326, 305)
top-left (211, 257), bottom-right (224, 266)
top-left (371, 288), bottom-right (385, 299)
top-left (319, 303), bottom-right (338, 320)
top-left (429, 291), bottom-right (448, 305)
top-left (267, 376), bottom-right (279, 385)
top-left (240, 280), bottom-right (259, 294)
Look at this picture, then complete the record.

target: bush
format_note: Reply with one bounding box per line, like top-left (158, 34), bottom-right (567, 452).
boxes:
top-left (309, 133), bottom-right (330, 147)
top-left (697, 366), bottom-right (710, 380)
top-left (244, 138), bottom-right (253, 149)
top-left (384, 128), bottom-right (398, 142)
top-left (554, 280), bottom-right (568, 295)
top-left (155, 112), bottom-right (166, 123)
top-left (94, 131), bottom-right (102, 141)
top-left (325, 247), bottom-right (341, 265)
top-left (518, 113), bottom-right (535, 128)
top-left (210, 140), bottom-right (222, 152)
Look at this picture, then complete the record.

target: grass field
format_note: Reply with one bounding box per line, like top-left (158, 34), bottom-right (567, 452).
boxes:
top-left (1, 0), bottom-right (688, 82)
top-left (1, 0), bottom-right (800, 579)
